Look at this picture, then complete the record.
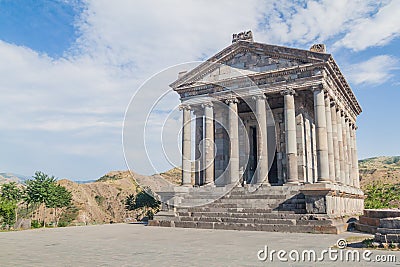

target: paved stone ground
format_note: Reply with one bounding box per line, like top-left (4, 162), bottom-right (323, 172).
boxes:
top-left (1, 224), bottom-right (400, 266)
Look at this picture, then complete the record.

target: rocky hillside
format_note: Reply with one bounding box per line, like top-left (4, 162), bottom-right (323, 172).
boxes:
top-left (58, 171), bottom-right (138, 224)
top-left (57, 170), bottom-right (175, 225)
top-left (359, 156), bottom-right (400, 188)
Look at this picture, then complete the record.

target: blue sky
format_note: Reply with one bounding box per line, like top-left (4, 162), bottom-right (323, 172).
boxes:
top-left (0, 0), bottom-right (399, 180)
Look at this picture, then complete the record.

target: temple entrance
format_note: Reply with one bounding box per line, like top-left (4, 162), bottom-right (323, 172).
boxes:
top-left (268, 151), bottom-right (278, 184)
top-left (245, 126), bottom-right (257, 184)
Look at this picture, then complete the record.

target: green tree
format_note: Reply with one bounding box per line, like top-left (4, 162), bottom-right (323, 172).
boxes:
top-left (25, 171), bottom-right (57, 227)
top-left (0, 198), bottom-right (17, 228)
top-left (125, 188), bottom-right (160, 220)
top-left (46, 184), bottom-right (72, 226)
top-left (0, 182), bottom-right (23, 227)
top-left (125, 194), bottom-right (136, 211)
top-left (1, 182), bottom-right (22, 202)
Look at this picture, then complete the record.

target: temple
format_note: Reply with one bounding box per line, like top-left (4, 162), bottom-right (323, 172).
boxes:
top-left (150, 31), bottom-right (364, 233)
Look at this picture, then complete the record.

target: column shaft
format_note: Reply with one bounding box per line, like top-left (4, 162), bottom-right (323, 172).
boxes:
top-left (331, 104), bottom-right (340, 183)
top-left (304, 116), bottom-right (313, 183)
top-left (341, 114), bottom-right (350, 185)
top-left (255, 95), bottom-right (269, 184)
top-left (194, 111), bottom-right (203, 186)
top-left (346, 120), bottom-right (353, 186)
top-left (227, 99), bottom-right (240, 184)
top-left (352, 127), bottom-right (360, 188)
top-left (204, 103), bottom-right (214, 184)
top-left (313, 88), bottom-right (330, 182)
top-left (181, 105), bottom-right (192, 186)
top-left (336, 110), bottom-right (345, 184)
top-left (283, 90), bottom-right (299, 184)
top-left (325, 96), bottom-right (335, 182)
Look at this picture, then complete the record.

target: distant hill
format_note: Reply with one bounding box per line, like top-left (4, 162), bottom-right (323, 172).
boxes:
top-left (359, 156), bottom-right (400, 188)
top-left (0, 173), bottom-right (30, 184)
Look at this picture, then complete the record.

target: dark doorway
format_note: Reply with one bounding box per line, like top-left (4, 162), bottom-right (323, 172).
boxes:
top-left (268, 151), bottom-right (278, 184)
top-left (245, 126), bottom-right (258, 184)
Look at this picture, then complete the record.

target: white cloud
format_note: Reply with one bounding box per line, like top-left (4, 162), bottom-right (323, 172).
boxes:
top-left (0, 0), bottom-right (265, 178)
top-left (1, 0), bottom-right (399, 179)
top-left (258, 0), bottom-right (381, 46)
top-left (334, 0), bottom-right (400, 51)
top-left (346, 55), bottom-right (399, 85)
top-left (256, 0), bottom-right (400, 52)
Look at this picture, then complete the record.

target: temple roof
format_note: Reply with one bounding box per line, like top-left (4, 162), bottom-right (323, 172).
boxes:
top-left (170, 39), bottom-right (361, 115)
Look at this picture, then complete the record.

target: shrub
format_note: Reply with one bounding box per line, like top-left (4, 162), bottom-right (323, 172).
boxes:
top-left (94, 195), bottom-right (105, 206)
top-left (364, 182), bottom-right (400, 209)
top-left (58, 205), bottom-right (79, 227)
top-left (31, 220), bottom-right (42, 228)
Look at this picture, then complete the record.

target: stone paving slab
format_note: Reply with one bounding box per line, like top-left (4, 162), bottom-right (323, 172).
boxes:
top-left (1, 224), bottom-right (399, 266)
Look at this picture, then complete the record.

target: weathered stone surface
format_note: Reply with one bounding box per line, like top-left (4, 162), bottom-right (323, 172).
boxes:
top-left (359, 216), bottom-right (380, 227)
top-left (305, 195), bottom-right (327, 214)
top-left (379, 217), bottom-right (400, 228)
top-left (364, 209), bottom-right (400, 219)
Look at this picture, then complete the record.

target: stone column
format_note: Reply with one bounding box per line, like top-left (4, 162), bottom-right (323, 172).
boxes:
top-left (304, 116), bottom-right (313, 183)
top-left (203, 102), bottom-right (214, 185)
top-left (330, 103), bottom-right (340, 183)
top-left (282, 89), bottom-right (299, 184)
top-left (325, 95), bottom-right (335, 182)
top-left (311, 122), bottom-right (317, 183)
top-left (180, 104), bottom-right (192, 186)
top-left (296, 113), bottom-right (306, 183)
top-left (346, 119), bottom-right (354, 187)
top-left (341, 113), bottom-right (350, 185)
top-left (254, 94), bottom-right (269, 185)
top-left (352, 126), bottom-right (360, 188)
top-left (336, 109), bottom-right (345, 184)
top-left (226, 98), bottom-right (240, 184)
top-left (194, 109), bottom-right (203, 186)
top-left (313, 87), bottom-right (330, 183)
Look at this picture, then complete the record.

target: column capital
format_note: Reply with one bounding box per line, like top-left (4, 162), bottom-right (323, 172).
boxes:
top-left (201, 101), bottom-right (213, 108)
top-left (310, 84), bottom-right (323, 92)
top-left (252, 94), bottom-right (267, 100)
top-left (280, 88), bottom-right (296, 96)
top-left (192, 105), bottom-right (204, 116)
top-left (225, 97), bottom-right (239, 104)
top-left (179, 103), bottom-right (191, 111)
top-left (330, 99), bottom-right (338, 108)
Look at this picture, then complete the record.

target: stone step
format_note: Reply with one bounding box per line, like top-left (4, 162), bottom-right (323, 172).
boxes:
top-left (179, 207), bottom-right (276, 213)
top-left (149, 220), bottom-right (341, 234)
top-left (179, 216), bottom-right (297, 225)
top-left (218, 199), bottom-right (304, 204)
top-left (354, 222), bottom-right (378, 234)
top-left (224, 194), bottom-right (304, 200)
top-left (228, 190), bottom-right (301, 196)
top-left (178, 211), bottom-right (305, 219)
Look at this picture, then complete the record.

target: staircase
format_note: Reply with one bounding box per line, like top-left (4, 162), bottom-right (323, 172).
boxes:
top-left (149, 185), bottom-right (349, 234)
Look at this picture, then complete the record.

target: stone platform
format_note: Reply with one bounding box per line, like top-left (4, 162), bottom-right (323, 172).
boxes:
top-left (149, 184), bottom-right (363, 234)
top-left (355, 209), bottom-right (400, 244)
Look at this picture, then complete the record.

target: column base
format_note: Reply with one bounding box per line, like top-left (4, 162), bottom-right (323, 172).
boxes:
top-left (316, 179), bottom-right (332, 184)
top-left (202, 181), bottom-right (215, 187)
top-left (285, 180), bottom-right (300, 185)
top-left (285, 182), bottom-right (300, 185)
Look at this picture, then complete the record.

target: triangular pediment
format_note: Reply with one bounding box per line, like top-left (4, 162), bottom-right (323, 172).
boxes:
top-left (170, 41), bottom-right (331, 89)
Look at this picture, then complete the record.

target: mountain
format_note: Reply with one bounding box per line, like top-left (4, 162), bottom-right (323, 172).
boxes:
top-left (0, 173), bottom-right (30, 184)
top-left (359, 156), bottom-right (400, 188)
